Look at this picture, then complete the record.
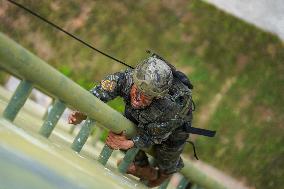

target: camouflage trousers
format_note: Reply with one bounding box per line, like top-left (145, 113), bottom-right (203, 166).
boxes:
top-left (133, 140), bottom-right (186, 174)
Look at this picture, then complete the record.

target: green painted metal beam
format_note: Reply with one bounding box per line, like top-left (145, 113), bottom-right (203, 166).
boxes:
top-left (98, 145), bottom-right (113, 166)
top-left (158, 178), bottom-right (170, 189)
top-left (39, 99), bottom-right (66, 138)
top-left (118, 148), bottom-right (140, 173)
top-left (0, 32), bottom-right (136, 138)
top-left (181, 158), bottom-right (228, 189)
top-left (71, 118), bottom-right (95, 152)
top-left (3, 79), bottom-right (33, 121)
top-left (42, 99), bottom-right (54, 120)
top-left (177, 177), bottom-right (189, 189)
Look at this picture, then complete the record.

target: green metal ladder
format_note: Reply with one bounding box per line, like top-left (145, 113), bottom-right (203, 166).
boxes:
top-left (0, 32), bottom-right (227, 189)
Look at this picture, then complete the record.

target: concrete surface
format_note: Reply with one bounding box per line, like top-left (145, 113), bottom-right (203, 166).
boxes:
top-left (204, 0), bottom-right (284, 41)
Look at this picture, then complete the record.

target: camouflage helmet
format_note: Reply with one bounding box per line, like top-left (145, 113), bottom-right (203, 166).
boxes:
top-left (133, 56), bottom-right (173, 98)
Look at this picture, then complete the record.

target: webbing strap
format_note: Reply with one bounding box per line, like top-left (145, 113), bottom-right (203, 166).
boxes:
top-left (185, 126), bottom-right (216, 137)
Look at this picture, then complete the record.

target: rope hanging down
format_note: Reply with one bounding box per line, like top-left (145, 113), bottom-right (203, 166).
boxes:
top-left (6, 0), bottom-right (134, 69)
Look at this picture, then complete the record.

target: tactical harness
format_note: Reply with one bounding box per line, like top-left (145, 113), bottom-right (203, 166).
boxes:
top-left (160, 51), bottom-right (216, 138)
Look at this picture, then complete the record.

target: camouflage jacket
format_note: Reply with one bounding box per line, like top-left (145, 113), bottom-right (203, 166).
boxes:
top-left (90, 69), bottom-right (194, 149)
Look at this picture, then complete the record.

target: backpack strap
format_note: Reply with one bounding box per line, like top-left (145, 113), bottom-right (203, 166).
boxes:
top-left (183, 123), bottom-right (216, 137)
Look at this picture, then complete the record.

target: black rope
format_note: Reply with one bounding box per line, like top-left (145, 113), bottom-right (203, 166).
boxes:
top-left (6, 0), bottom-right (134, 69)
top-left (186, 141), bottom-right (199, 160)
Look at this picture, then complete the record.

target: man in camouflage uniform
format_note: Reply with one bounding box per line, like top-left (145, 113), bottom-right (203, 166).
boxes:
top-left (69, 54), bottom-right (210, 187)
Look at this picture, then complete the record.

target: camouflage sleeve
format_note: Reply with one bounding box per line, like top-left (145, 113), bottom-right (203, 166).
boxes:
top-left (90, 71), bottom-right (126, 102)
top-left (132, 119), bottom-right (183, 148)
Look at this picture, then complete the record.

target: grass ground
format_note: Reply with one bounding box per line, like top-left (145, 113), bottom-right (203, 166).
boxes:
top-left (0, 0), bottom-right (283, 188)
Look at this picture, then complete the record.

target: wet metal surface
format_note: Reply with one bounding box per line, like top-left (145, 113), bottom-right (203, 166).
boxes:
top-left (0, 146), bottom-right (82, 189)
top-left (0, 118), bottom-right (147, 189)
top-left (39, 99), bottom-right (66, 138)
top-left (71, 118), bottom-right (95, 152)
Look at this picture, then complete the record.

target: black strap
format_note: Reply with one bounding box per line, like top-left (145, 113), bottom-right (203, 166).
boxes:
top-left (184, 125), bottom-right (216, 137)
top-left (186, 141), bottom-right (199, 160)
top-left (6, 0), bottom-right (134, 69)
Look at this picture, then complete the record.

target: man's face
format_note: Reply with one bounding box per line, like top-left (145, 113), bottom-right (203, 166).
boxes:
top-left (130, 84), bottom-right (153, 109)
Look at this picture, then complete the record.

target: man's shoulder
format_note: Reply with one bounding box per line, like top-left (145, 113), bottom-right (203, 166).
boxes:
top-left (121, 68), bottom-right (134, 95)
top-left (103, 68), bottom-right (132, 81)
top-left (102, 68), bottom-right (133, 88)
top-left (161, 78), bottom-right (193, 120)
top-left (170, 77), bottom-right (191, 94)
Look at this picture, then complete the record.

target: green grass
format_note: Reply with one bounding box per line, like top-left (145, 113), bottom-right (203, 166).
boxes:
top-left (196, 59), bottom-right (284, 188)
top-left (1, 0), bottom-right (283, 188)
